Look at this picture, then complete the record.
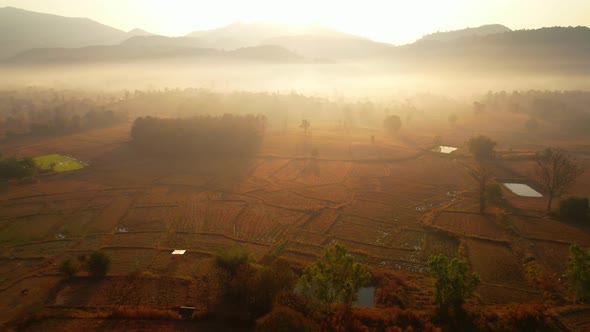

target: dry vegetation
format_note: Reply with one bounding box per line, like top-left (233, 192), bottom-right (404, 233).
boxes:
top-left (0, 88), bottom-right (589, 331)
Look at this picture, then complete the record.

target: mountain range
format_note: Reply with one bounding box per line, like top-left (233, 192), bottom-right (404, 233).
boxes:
top-left (1, 6), bottom-right (590, 73)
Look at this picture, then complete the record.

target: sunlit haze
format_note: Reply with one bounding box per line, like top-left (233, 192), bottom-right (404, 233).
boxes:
top-left (1, 0), bottom-right (589, 44)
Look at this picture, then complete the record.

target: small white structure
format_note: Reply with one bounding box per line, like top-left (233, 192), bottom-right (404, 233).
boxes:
top-left (172, 249), bottom-right (186, 255)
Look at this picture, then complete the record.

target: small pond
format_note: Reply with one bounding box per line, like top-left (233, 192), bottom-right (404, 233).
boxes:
top-left (355, 287), bottom-right (375, 307)
top-left (503, 183), bottom-right (543, 197)
top-left (436, 146), bottom-right (458, 154)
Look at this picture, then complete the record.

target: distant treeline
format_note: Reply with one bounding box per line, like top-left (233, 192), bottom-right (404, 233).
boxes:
top-left (131, 114), bottom-right (267, 157)
top-left (0, 88), bottom-right (126, 139)
top-left (0, 157), bottom-right (37, 180)
top-left (475, 90), bottom-right (590, 134)
top-left (25, 109), bottom-right (125, 137)
top-left (117, 88), bottom-right (462, 129)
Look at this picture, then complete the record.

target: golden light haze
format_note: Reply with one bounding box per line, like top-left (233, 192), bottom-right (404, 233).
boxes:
top-left (1, 0), bottom-right (589, 44)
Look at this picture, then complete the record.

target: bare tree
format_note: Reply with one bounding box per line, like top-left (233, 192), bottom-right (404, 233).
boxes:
top-left (535, 148), bottom-right (584, 212)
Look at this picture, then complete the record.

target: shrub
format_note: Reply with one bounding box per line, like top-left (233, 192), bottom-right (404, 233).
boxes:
top-left (256, 306), bottom-right (319, 332)
top-left (215, 247), bottom-right (251, 279)
top-left (559, 196), bottom-right (589, 220)
top-left (58, 258), bottom-right (80, 278)
top-left (486, 183), bottom-right (503, 204)
top-left (567, 244), bottom-right (590, 302)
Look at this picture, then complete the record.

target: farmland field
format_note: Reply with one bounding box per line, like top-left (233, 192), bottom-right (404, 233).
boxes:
top-left (1, 117), bottom-right (590, 329)
top-left (33, 154), bottom-right (85, 172)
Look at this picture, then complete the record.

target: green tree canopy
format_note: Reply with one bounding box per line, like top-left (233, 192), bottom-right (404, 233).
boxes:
top-left (427, 254), bottom-right (480, 311)
top-left (297, 243), bottom-right (371, 309)
top-left (567, 244), bottom-right (590, 302)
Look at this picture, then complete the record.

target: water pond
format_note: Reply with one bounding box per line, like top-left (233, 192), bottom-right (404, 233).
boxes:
top-left (503, 183), bottom-right (543, 197)
top-left (436, 146), bottom-right (458, 154)
top-left (355, 287), bottom-right (375, 307)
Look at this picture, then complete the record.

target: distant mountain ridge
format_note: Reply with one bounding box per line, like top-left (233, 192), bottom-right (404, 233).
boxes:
top-left (1, 7), bottom-right (590, 73)
top-left (419, 24), bottom-right (512, 42)
top-left (389, 26), bottom-right (590, 73)
top-left (5, 43), bottom-right (303, 64)
top-left (0, 7), bottom-right (137, 59)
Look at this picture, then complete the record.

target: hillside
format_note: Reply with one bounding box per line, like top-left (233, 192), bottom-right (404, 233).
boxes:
top-left (389, 26), bottom-right (590, 73)
top-left (0, 7), bottom-right (133, 60)
top-left (419, 24), bottom-right (512, 42)
top-left (4, 42), bottom-right (303, 64)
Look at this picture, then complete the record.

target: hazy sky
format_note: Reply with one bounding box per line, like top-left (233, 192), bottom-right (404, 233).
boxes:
top-left (1, 0), bottom-right (589, 44)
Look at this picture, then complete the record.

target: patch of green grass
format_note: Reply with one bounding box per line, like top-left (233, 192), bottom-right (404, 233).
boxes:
top-left (33, 154), bottom-right (84, 172)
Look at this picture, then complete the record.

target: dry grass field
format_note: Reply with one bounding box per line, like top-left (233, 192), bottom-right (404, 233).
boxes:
top-left (1, 113), bottom-right (589, 329)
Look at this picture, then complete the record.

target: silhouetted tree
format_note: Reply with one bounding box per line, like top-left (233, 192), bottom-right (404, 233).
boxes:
top-left (535, 148), bottom-right (584, 212)
top-left (58, 258), bottom-right (80, 278)
top-left (486, 183), bottom-right (503, 204)
top-left (131, 114), bottom-right (267, 157)
top-left (448, 113), bottom-right (458, 124)
top-left (383, 115), bottom-right (402, 136)
top-left (559, 197), bottom-right (589, 220)
top-left (86, 250), bottom-right (111, 278)
top-left (300, 119), bottom-right (311, 134)
top-left (467, 135), bottom-right (496, 160)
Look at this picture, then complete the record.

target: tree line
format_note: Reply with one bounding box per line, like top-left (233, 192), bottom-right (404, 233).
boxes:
top-left (0, 156), bottom-right (37, 180)
top-left (474, 90), bottom-right (590, 135)
top-left (0, 88), bottom-right (125, 139)
top-left (130, 114), bottom-right (267, 157)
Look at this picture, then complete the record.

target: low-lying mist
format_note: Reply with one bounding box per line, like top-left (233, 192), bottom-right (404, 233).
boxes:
top-left (2, 61), bottom-right (590, 100)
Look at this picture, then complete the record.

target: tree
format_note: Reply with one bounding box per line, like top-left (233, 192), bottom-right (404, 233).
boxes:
top-left (566, 244), bottom-right (590, 302)
top-left (300, 119), bottom-right (311, 134)
top-left (448, 113), bottom-right (458, 125)
top-left (58, 258), bottom-right (80, 278)
top-left (427, 254), bottom-right (480, 313)
top-left (467, 135), bottom-right (496, 160)
top-left (486, 183), bottom-right (503, 204)
top-left (559, 197), bottom-right (589, 220)
top-left (86, 250), bottom-right (111, 277)
top-left (383, 115), bottom-right (402, 136)
top-left (298, 243), bottom-right (371, 310)
top-left (215, 246), bottom-right (251, 280)
top-left (470, 163), bottom-right (494, 213)
top-left (535, 148), bottom-right (584, 212)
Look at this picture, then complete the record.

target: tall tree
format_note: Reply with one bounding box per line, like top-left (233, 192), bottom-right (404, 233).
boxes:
top-left (535, 148), bottom-right (584, 212)
top-left (427, 254), bottom-right (480, 313)
top-left (298, 243), bottom-right (371, 311)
